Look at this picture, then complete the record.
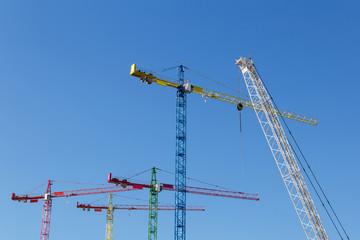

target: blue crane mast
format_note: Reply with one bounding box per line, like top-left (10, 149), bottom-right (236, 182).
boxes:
top-left (175, 64), bottom-right (186, 240)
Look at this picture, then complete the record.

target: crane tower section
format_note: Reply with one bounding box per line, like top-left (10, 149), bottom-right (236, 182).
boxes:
top-left (40, 180), bottom-right (52, 240)
top-left (175, 64), bottom-right (187, 240)
top-left (105, 194), bottom-right (114, 240)
top-left (236, 57), bottom-right (328, 240)
top-left (148, 167), bottom-right (160, 240)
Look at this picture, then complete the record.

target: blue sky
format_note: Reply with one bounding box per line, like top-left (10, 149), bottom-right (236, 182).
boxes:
top-left (1, 1), bottom-right (359, 239)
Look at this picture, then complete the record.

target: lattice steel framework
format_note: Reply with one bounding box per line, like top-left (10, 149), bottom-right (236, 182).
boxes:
top-left (148, 167), bottom-right (159, 240)
top-left (105, 194), bottom-right (114, 240)
top-left (40, 180), bottom-right (52, 240)
top-left (175, 64), bottom-right (186, 240)
top-left (236, 57), bottom-right (328, 240)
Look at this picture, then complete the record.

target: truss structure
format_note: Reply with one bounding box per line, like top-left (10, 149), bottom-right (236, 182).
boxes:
top-left (40, 181), bottom-right (52, 240)
top-left (105, 194), bottom-right (114, 240)
top-left (236, 57), bottom-right (328, 240)
top-left (175, 64), bottom-right (187, 240)
top-left (148, 168), bottom-right (159, 240)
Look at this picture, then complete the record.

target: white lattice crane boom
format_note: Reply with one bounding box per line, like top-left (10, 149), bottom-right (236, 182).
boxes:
top-left (236, 57), bottom-right (328, 240)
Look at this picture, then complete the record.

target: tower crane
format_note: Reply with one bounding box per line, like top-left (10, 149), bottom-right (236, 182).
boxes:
top-left (77, 196), bottom-right (204, 240)
top-left (11, 180), bottom-right (141, 240)
top-left (78, 167), bottom-right (204, 240)
top-left (108, 173), bottom-right (260, 201)
top-left (129, 60), bottom-right (324, 240)
top-left (109, 170), bottom-right (258, 238)
top-left (236, 57), bottom-right (327, 239)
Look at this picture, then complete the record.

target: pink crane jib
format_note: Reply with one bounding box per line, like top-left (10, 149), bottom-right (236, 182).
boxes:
top-left (108, 173), bottom-right (259, 201)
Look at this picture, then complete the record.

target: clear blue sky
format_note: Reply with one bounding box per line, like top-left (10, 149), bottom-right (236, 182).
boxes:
top-left (1, 1), bottom-right (359, 239)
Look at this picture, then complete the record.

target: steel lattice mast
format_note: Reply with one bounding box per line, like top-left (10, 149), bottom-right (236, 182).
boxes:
top-left (40, 180), bottom-right (52, 240)
top-left (236, 57), bottom-right (328, 240)
top-left (175, 64), bottom-right (186, 240)
top-left (105, 194), bottom-right (114, 240)
top-left (148, 167), bottom-right (159, 240)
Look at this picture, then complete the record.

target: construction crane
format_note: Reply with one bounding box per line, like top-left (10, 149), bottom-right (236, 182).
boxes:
top-left (236, 57), bottom-right (327, 239)
top-left (78, 167), bottom-right (204, 240)
top-left (129, 60), bottom-right (323, 240)
top-left (77, 196), bottom-right (204, 240)
top-left (131, 63), bottom-right (262, 240)
top-left (109, 172), bottom-right (258, 239)
top-left (11, 180), bottom-right (142, 240)
top-left (108, 173), bottom-right (260, 201)
top-left (81, 167), bottom-right (204, 240)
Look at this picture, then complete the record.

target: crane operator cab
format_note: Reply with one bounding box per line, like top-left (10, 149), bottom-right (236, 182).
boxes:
top-left (183, 82), bottom-right (193, 93)
top-left (44, 193), bottom-right (51, 201)
top-left (154, 183), bottom-right (163, 193)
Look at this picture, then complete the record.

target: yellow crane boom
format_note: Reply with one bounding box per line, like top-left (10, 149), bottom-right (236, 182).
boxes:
top-left (130, 63), bottom-right (317, 125)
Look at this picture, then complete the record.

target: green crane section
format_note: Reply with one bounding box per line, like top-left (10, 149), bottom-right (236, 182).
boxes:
top-left (148, 167), bottom-right (160, 240)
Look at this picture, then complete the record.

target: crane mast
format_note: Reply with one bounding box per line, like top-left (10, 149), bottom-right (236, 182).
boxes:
top-left (175, 64), bottom-right (187, 240)
top-left (148, 167), bottom-right (159, 240)
top-left (105, 194), bottom-right (114, 240)
top-left (40, 180), bottom-right (52, 240)
top-left (236, 57), bottom-right (328, 240)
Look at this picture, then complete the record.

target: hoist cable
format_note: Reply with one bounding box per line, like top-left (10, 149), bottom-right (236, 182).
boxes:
top-left (154, 66), bottom-right (178, 74)
top-left (237, 66), bottom-right (244, 176)
top-left (126, 168), bottom-right (153, 180)
top-left (185, 67), bottom-right (250, 98)
top-left (156, 168), bottom-right (235, 191)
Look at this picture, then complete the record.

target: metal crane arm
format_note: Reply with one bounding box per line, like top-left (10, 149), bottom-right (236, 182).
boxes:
top-left (11, 185), bottom-right (140, 203)
top-left (236, 57), bottom-right (327, 240)
top-left (77, 202), bottom-right (205, 211)
top-left (108, 173), bottom-right (259, 201)
top-left (130, 63), bottom-right (317, 125)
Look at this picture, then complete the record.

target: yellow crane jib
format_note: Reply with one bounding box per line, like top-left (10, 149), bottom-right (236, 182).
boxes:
top-left (130, 63), bottom-right (317, 125)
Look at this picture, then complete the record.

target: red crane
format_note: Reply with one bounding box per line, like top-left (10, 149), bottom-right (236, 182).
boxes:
top-left (107, 173), bottom-right (260, 201)
top-left (11, 180), bottom-right (141, 240)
